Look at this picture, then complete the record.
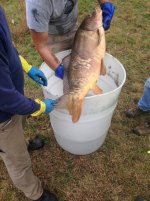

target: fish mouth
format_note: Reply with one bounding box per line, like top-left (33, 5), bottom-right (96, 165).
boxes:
top-left (87, 7), bottom-right (102, 23)
top-left (81, 7), bottom-right (103, 31)
top-left (92, 7), bottom-right (102, 16)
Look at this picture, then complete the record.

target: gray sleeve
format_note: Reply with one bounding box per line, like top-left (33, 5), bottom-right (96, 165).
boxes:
top-left (26, 1), bottom-right (52, 32)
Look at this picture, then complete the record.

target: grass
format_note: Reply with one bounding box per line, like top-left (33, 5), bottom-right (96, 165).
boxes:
top-left (0, 0), bottom-right (150, 201)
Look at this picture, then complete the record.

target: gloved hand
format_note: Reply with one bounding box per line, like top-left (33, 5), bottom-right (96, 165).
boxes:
top-left (55, 64), bottom-right (64, 79)
top-left (31, 99), bottom-right (57, 116)
top-left (28, 66), bottom-right (48, 86)
top-left (19, 55), bottom-right (47, 86)
top-left (42, 99), bottom-right (57, 114)
top-left (101, 2), bottom-right (115, 31)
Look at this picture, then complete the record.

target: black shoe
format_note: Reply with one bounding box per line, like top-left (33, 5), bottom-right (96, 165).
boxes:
top-left (27, 135), bottom-right (45, 152)
top-left (36, 190), bottom-right (58, 201)
top-left (134, 195), bottom-right (147, 201)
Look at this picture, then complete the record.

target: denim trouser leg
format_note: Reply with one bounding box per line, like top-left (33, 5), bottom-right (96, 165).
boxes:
top-left (138, 77), bottom-right (150, 111)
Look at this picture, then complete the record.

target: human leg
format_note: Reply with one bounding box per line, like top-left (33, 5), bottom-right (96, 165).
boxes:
top-left (125, 78), bottom-right (150, 118)
top-left (138, 77), bottom-right (150, 111)
top-left (0, 115), bottom-right (43, 200)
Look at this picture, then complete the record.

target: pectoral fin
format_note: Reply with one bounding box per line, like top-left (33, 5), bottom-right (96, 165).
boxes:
top-left (92, 84), bottom-right (103, 94)
top-left (100, 59), bottom-right (106, 75)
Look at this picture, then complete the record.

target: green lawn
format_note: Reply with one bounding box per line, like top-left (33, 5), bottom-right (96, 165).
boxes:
top-left (0, 0), bottom-right (150, 201)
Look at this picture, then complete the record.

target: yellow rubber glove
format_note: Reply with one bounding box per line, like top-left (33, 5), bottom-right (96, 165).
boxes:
top-left (19, 55), bottom-right (32, 73)
top-left (31, 99), bottom-right (46, 116)
top-left (31, 99), bottom-right (57, 116)
top-left (19, 55), bottom-right (47, 86)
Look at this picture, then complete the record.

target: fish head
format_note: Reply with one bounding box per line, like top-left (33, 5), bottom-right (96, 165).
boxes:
top-left (80, 7), bottom-right (103, 31)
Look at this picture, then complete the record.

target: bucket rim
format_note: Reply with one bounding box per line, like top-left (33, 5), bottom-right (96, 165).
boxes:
top-left (40, 51), bottom-right (126, 100)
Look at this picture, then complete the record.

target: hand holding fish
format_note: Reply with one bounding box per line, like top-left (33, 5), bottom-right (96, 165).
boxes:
top-left (55, 63), bottom-right (65, 79)
top-left (100, 1), bottom-right (115, 30)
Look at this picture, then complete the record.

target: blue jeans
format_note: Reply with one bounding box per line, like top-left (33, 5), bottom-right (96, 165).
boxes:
top-left (138, 77), bottom-right (150, 111)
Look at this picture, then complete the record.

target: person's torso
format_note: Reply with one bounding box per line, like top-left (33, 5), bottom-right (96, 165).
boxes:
top-left (48, 0), bottom-right (78, 34)
top-left (27, 0), bottom-right (78, 35)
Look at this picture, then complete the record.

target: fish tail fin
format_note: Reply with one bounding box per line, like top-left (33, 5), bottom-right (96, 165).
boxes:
top-left (68, 95), bottom-right (84, 123)
top-left (55, 94), bottom-right (84, 123)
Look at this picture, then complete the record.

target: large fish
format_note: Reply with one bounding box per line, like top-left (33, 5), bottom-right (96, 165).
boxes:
top-left (57, 7), bottom-right (106, 123)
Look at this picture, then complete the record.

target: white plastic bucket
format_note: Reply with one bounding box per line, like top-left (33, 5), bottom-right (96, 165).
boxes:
top-left (40, 50), bottom-right (126, 155)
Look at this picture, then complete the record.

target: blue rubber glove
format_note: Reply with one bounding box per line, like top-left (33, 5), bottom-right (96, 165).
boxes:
top-left (101, 2), bottom-right (115, 31)
top-left (55, 64), bottom-right (64, 79)
top-left (28, 66), bottom-right (48, 86)
top-left (42, 99), bottom-right (57, 114)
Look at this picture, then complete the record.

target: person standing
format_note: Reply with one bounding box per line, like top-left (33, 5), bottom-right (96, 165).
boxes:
top-left (0, 6), bottom-right (58, 201)
top-left (126, 77), bottom-right (150, 135)
top-left (25, 0), bottom-right (115, 80)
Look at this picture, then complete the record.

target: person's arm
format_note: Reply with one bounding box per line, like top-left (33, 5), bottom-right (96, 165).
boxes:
top-left (30, 30), bottom-right (59, 71)
top-left (30, 30), bottom-right (64, 79)
top-left (0, 38), bottom-right (56, 116)
top-left (26, 1), bottom-right (64, 79)
top-left (0, 59), bottom-right (40, 115)
top-left (19, 55), bottom-right (47, 86)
